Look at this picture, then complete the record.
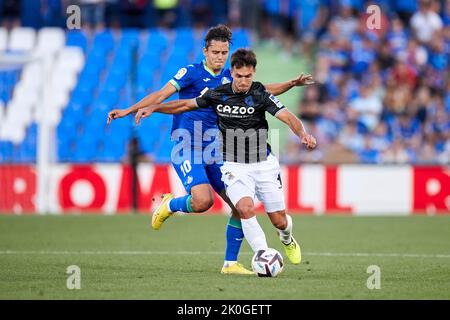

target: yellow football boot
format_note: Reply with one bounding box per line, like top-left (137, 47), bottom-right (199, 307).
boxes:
top-left (221, 263), bottom-right (255, 275)
top-left (282, 236), bottom-right (302, 264)
top-left (151, 194), bottom-right (174, 230)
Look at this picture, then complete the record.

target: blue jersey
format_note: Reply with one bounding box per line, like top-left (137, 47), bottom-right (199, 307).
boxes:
top-left (169, 61), bottom-right (232, 147)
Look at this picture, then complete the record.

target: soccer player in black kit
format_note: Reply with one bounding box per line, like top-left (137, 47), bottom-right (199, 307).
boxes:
top-left (140, 49), bottom-right (317, 265)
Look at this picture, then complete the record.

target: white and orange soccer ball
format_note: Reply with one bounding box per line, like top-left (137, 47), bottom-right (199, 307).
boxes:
top-left (251, 248), bottom-right (284, 277)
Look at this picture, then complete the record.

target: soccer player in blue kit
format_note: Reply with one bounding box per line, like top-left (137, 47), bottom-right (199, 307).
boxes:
top-left (107, 25), bottom-right (314, 274)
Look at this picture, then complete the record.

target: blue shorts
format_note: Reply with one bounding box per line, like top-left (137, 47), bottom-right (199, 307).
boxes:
top-left (172, 158), bottom-right (225, 194)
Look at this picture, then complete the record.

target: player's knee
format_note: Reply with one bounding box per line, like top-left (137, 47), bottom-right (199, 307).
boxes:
top-left (191, 195), bottom-right (214, 212)
top-left (236, 203), bottom-right (255, 219)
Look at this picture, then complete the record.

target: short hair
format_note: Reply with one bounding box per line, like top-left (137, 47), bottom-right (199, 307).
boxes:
top-left (230, 49), bottom-right (257, 69)
top-left (204, 24), bottom-right (232, 48)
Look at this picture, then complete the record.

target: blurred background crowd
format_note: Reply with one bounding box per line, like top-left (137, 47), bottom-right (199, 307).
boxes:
top-left (0, 0), bottom-right (449, 165)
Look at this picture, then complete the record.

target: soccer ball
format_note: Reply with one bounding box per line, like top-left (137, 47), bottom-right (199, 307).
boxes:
top-left (251, 248), bottom-right (284, 277)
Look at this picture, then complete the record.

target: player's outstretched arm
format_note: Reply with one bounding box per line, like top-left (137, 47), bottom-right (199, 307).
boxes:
top-left (276, 109), bottom-right (317, 150)
top-left (135, 99), bottom-right (198, 124)
top-left (264, 73), bottom-right (315, 96)
top-left (107, 82), bottom-right (176, 124)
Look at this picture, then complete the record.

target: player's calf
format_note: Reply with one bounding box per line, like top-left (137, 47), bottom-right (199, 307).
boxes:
top-left (268, 211), bottom-right (289, 230)
top-left (190, 184), bottom-right (215, 212)
top-left (236, 198), bottom-right (268, 252)
top-left (190, 195), bottom-right (214, 212)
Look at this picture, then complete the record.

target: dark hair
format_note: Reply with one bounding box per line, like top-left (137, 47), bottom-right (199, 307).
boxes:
top-left (204, 24), bottom-right (232, 48)
top-left (230, 49), bottom-right (257, 69)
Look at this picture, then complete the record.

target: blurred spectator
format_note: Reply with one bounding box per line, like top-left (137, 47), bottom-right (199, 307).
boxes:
top-left (386, 17), bottom-right (409, 58)
top-left (120, 0), bottom-right (151, 28)
top-left (295, 0), bottom-right (329, 59)
top-left (417, 138), bottom-right (438, 163)
top-left (124, 136), bottom-right (152, 163)
top-left (349, 84), bottom-right (383, 132)
top-left (297, 85), bottom-right (322, 123)
top-left (1, 0), bottom-right (20, 28)
top-left (389, 57), bottom-right (418, 90)
top-left (428, 34), bottom-right (449, 72)
top-left (405, 38), bottom-right (428, 69)
top-left (316, 101), bottom-right (342, 143)
top-left (261, 0), bottom-right (298, 57)
top-left (357, 134), bottom-right (380, 163)
top-left (338, 120), bottom-right (364, 152)
top-left (395, 0), bottom-right (418, 26)
top-left (389, 112), bottom-right (421, 141)
top-left (332, 2), bottom-right (358, 40)
top-left (370, 122), bottom-right (391, 152)
top-left (381, 140), bottom-right (411, 163)
top-left (410, 0), bottom-right (443, 44)
top-left (437, 140), bottom-right (450, 164)
top-left (376, 40), bottom-right (396, 72)
top-left (280, 133), bottom-right (304, 164)
top-left (153, 0), bottom-right (178, 28)
top-left (382, 77), bottom-right (411, 117)
top-left (79, 0), bottom-right (106, 31)
top-left (443, 0), bottom-right (450, 26)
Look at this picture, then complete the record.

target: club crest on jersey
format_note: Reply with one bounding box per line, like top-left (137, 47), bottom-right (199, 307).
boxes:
top-left (174, 68), bottom-right (187, 80)
top-left (269, 94), bottom-right (284, 108)
top-left (224, 171), bottom-right (235, 181)
top-left (244, 96), bottom-right (254, 107)
top-left (222, 77), bottom-right (230, 84)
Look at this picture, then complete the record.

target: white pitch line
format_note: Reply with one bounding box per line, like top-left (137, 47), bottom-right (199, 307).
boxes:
top-left (0, 250), bottom-right (450, 259)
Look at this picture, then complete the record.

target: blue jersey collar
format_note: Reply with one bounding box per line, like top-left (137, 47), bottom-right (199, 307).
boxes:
top-left (203, 60), bottom-right (222, 77)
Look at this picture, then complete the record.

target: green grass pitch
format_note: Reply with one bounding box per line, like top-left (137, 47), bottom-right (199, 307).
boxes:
top-left (0, 214), bottom-right (449, 299)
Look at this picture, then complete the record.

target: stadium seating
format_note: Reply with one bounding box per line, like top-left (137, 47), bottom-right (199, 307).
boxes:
top-left (7, 27), bottom-right (36, 52)
top-left (0, 27), bottom-right (252, 164)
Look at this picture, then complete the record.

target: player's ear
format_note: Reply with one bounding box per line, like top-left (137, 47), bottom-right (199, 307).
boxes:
top-left (202, 47), bottom-right (207, 57)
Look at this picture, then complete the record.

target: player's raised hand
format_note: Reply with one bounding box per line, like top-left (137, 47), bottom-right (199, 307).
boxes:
top-left (107, 109), bottom-right (128, 124)
top-left (135, 107), bottom-right (154, 125)
top-left (291, 73), bottom-right (315, 87)
top-left (301, 133), bottom-right (317, 150)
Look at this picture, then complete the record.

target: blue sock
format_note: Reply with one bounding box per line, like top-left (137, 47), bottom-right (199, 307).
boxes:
top-left (224, 217), bottom-right (244, 263)
top-left (168, 195), bottom-right (194, 213)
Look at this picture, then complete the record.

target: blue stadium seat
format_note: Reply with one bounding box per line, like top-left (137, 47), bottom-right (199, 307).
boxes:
top-left (139, 51), bottom-right (161, 71)
top-left (17, 139), bottom-right (36, 163)
top-left (232, 28), bottom-right (251, 48)
top-left (100, 134), bottom-right (128, 162)
top-left (58, 139), bottom-right (76, 162)
top-left (57, 118), bottom-right (79, 140)
top-left (146, 29), bottom-right (169, 54)
top-left (85, 50), bottom-right (108, 72)
top-left (137, 68), bottom-right (154, 90)
top-left (0, 141), bottom-right (13, 163)
top-left (70, 86), bottom-right (95, 107)
top-left (66, 30), bottom-right (88, 52)
top-left (173, 27), bottom-right (195, 53)
top-left (92, 29), bottom-right (116, 53)
top-left (72, 137), bottom-right (98, 163)
top-left (120, 29), bottom-right (140, 48)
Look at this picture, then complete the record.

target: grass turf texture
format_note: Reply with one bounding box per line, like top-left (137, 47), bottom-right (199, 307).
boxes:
top-left (0, 214), bottom-right (449, 300)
